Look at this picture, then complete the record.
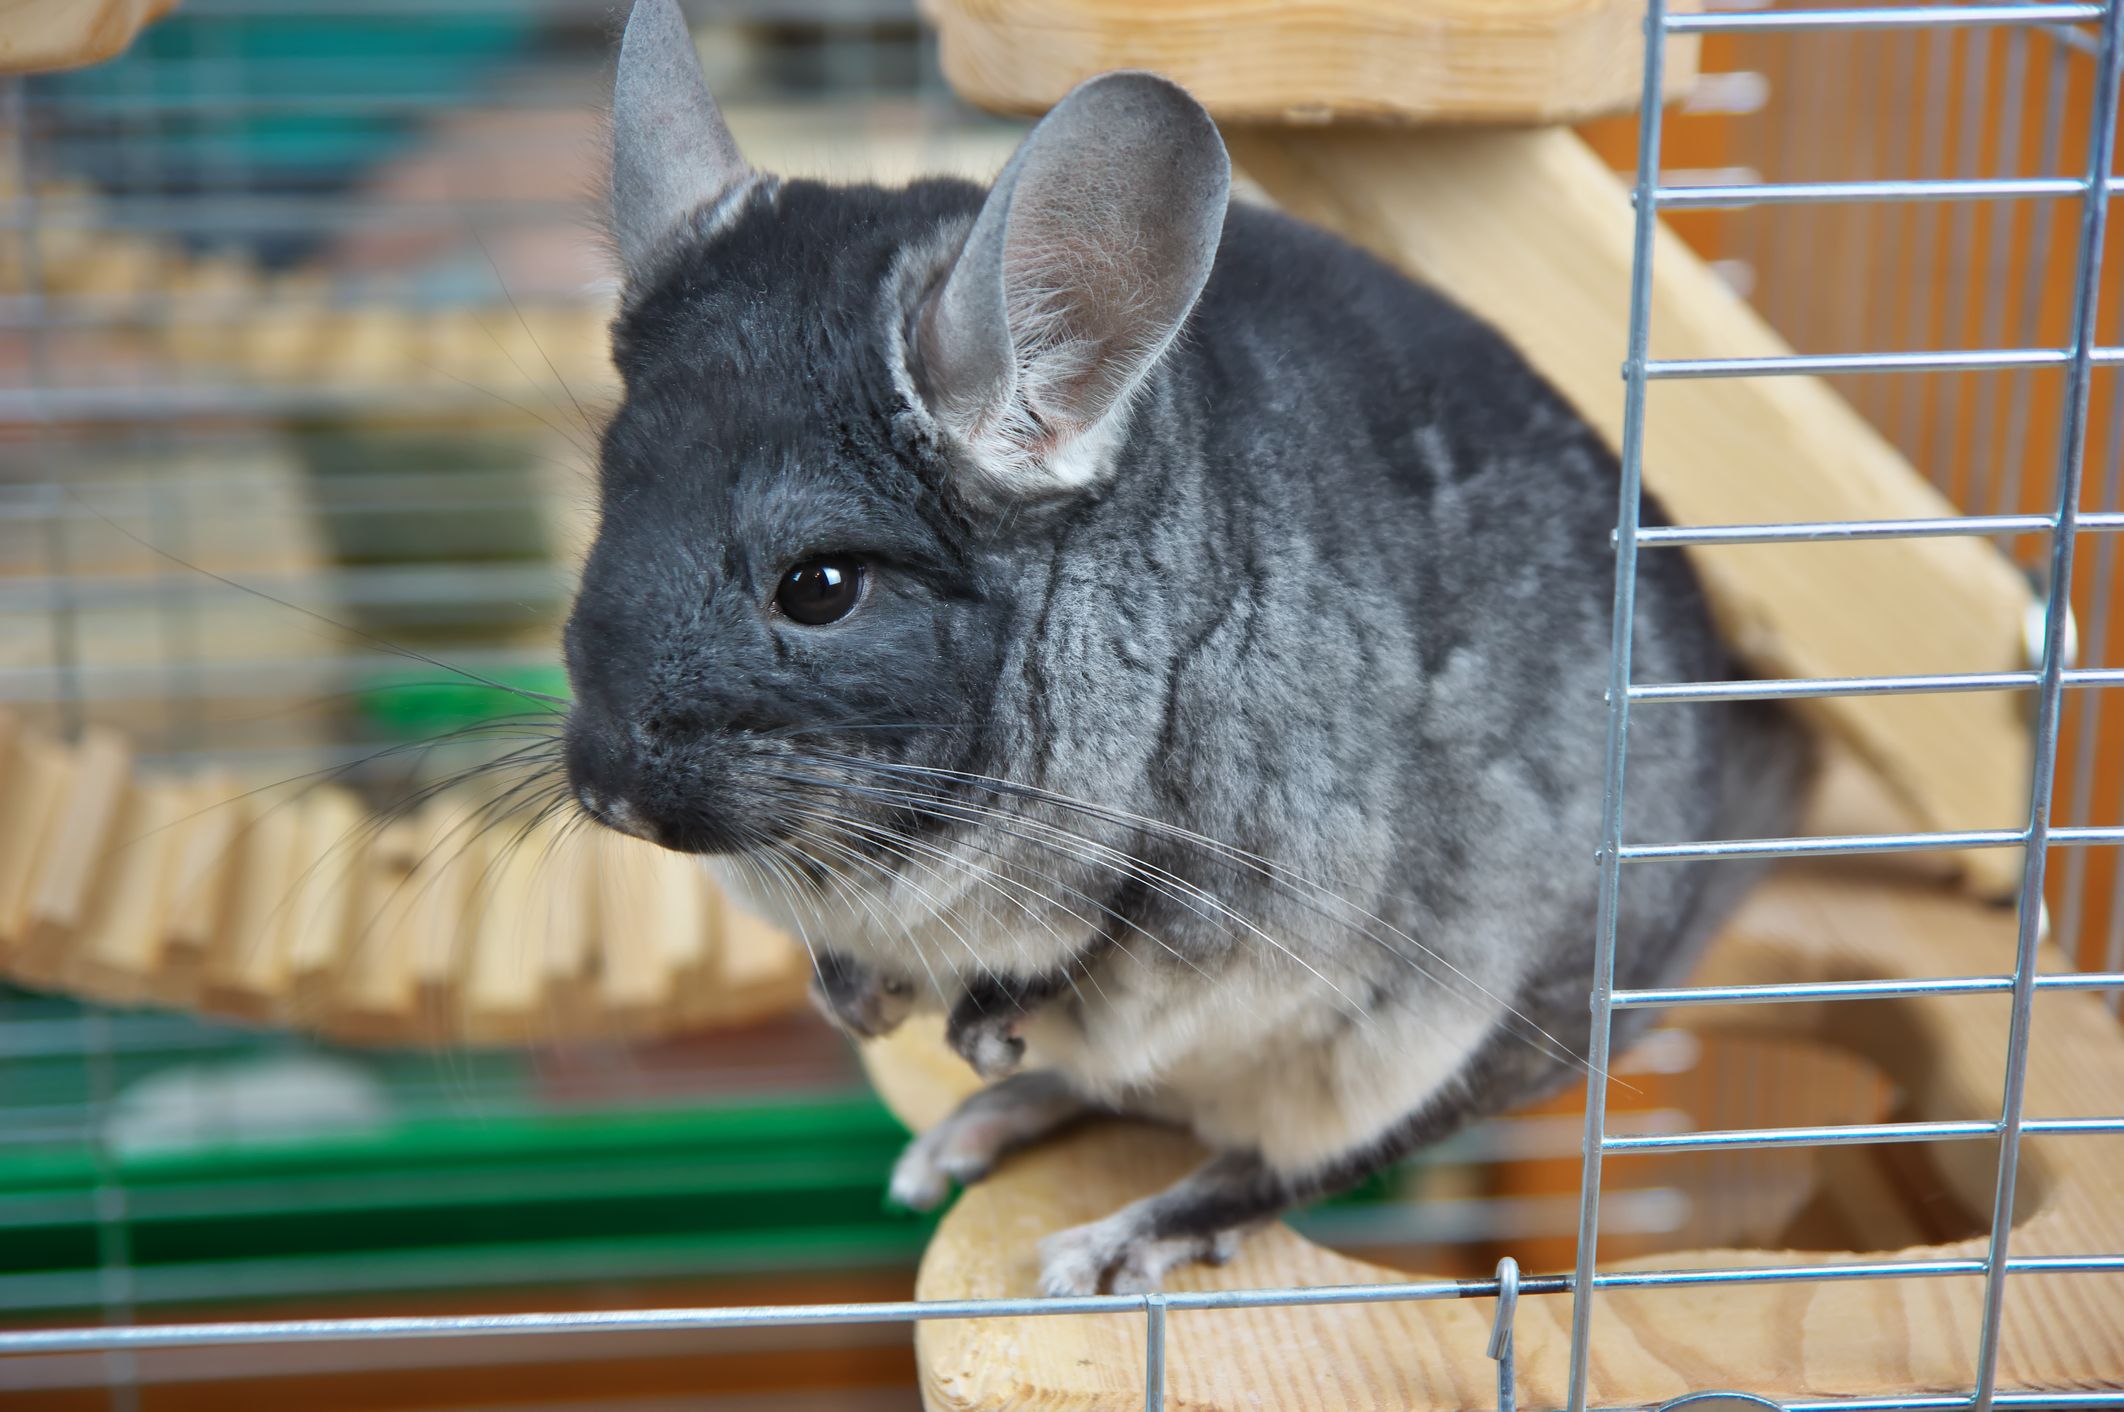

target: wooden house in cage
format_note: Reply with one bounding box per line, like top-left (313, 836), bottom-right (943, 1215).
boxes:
top-left (0, 0), bottom-right (2121, 1410)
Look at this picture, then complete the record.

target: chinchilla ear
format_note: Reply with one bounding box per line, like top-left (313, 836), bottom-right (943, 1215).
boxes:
top-left (911, 70), bottom-right (1230, 495)
top-left (610, 0), bottom-right (754, 283)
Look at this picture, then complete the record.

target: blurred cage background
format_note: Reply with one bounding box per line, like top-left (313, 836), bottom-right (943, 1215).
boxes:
top-left (0, 1), bottom-right (2120, 1409)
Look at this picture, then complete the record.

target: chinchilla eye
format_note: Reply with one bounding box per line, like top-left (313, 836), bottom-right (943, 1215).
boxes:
top-left (773, 557), bottom-right (865, 625)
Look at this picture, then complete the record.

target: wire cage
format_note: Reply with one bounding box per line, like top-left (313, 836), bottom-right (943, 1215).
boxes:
top-left (0, 0), bottom-right (2121, 1410)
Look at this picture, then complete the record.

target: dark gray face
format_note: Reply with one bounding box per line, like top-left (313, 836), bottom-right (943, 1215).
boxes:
top-left (564, 0), bottom-right (1229, 859)
top-left (561, 182), bottom-right (1007, 854)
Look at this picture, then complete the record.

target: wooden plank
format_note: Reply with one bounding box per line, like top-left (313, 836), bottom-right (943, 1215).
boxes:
top-left (0, 723), bottom-right (73, 954)
top-left (19, 726), bottom-right (132, 973)
top-left (589, 831), bottom-right (684, 1030)
top-left (68, 782), bottom-right (186, 1004)
top-left (924, 0), bottom-right (1698, 126)
top-left (0, 0), bottom-right (179, 74)
top-left (202, 806), bottom-right (304, 1019)
top-left (532, 827), bottom-right (596, 1034)
top-left (1228, 126), bottom-right (2038, 897)
top-left (899, 871), bottom-right (2124, 1411)
top-left (463, 829), bottom-right (546, 1045)
top-left (152, 775), bottom-right (246, 1006)
top-left (405, 800), bottom-right (482, 1036)
top-left (695, 887), bottom-right (805, 1026)
top-left (281, 788), bottom-right (368, 1012)
top-left (329, 817), bottom-right (424, 1040)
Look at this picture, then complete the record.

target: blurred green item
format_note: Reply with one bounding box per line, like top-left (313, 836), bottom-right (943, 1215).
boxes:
top-left (356, 666), bottom-right (570, 740)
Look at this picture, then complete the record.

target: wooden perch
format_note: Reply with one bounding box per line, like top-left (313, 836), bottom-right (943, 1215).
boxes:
top-left (879, 868), bottom-right (2124, 1410)
top-left (0, 0), bottom-right (179, 74)
top-left (921, 0), bottom-right (1700, 124)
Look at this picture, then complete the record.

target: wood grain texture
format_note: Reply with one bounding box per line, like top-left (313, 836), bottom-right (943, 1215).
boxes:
top-left (921, 0), bottom-right (1699, 124)
top-left (1228, 126), bottom-right (2037, 897)
top-left (0, 0), bottom-right (177, 74)
top-left (901, 871), bottom-right (2124, 1410)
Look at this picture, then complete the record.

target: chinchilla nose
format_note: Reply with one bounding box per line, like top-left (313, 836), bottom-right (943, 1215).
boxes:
top-left (563, 705), bottom-right (752, 855)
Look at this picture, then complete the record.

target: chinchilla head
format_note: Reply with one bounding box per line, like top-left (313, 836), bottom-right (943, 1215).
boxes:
top-left (561, 0), bottom-right (1230, 859)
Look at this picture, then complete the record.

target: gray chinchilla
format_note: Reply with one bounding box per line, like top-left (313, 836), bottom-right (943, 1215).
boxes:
top-left (563, 0), bottom-right (1811, 1295)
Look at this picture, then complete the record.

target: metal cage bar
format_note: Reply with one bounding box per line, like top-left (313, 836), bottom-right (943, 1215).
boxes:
top-left (1970, 1), bottom-right (2124, 1405)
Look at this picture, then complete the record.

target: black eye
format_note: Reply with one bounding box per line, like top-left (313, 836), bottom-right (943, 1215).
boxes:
top-left (774, 557), bottom-right (865, 625)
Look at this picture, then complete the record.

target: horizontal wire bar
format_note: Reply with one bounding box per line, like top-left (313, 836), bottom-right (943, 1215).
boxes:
top-left (1613, 972), bottom-right (2124, 1008)
top-left (1644, 348), bottom-right (2079, 378)
top-left (1665, 6), bottom-right (2103, 34)
top-left (9, 1255), bottom-right (2120, 1358)
top-left (1607, 1119), bottom-right (2124, 1154)
top-left (1777, 1395), bottom-right (2124, 1412)
top-left (0, 383), bottom-right (583, 422)
top-left (1618, 827), bottom-right (2124, 862)
top-left (1618, 829), bottom-right (2028, 862)
top-left (1603, 1120), bottom-right (1997, 1154)
top-left (1628, 667), bottom-right (2124, 704)
top-left (2025, 1118), bottom-right (2124, 1135)
top-left (1637, 512), bottom-right (2124, 546)
top-left (1653, 177), bottom-right (2092, 208)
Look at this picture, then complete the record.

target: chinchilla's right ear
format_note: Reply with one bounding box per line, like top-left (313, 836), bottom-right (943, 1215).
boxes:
top-left (609, 0), bottom-right (754, 284)
top-left (910, 71), bottom-right (1231, 498)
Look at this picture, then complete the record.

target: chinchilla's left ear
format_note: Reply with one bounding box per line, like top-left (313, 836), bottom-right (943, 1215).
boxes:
top-left (609, 0), bottom-right (753, 284)
top-left (909, 71), bottom-right (1231, 496)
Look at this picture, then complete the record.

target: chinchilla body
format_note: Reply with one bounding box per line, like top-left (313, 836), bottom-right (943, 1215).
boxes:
top-left (567, 0), bottom-right (1811, 1293)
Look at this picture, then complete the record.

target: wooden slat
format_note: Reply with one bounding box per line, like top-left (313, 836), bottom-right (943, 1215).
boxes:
top-left (1228, 126), bottom-right (2038, 897)
top-left (281, 787), bottom-right (368, 1011)
top-left (329, 817), bottom-right (424, 1039)
top-left (0, 723), bottom-right (73, 953)
top-left (532, 828), bottom-right (597, 1033)
top-left (405, 801), bottom-right (482, 1034)
top-left (156, 772), bottom-right (244, 1004)
top-left (924, 0), bottom-right (1699, 125)
top-left (697, 888), bottom-right (806, 1026)
top-left (18, 727), bottom-right (132, 973)
top-left (67, 782), bottom-right (186, 1004)
top-left (589, 831), bottom-right (682, 1028)
top-left (202, 805), bottom-right (304, 1019)
top-left (463, 828), bottom-right (547, 1044)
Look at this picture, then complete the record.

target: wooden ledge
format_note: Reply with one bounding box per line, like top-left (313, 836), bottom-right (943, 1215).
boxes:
top-left (875, 870), bottom-right (2124, 1410)
top-left (921, 0), bottom-right (1700, 125)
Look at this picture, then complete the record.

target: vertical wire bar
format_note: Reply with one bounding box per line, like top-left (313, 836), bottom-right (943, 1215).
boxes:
top-left (1935, 26), bottom-right (1995, 503)
top-left (1566, 4), bottom-right (1669, 1408)
top-left (1143, 1294), bottom-right (1167, 1412)
top-left (1994, 39), bottom-right (2080, 527)
top-left (2054, 269), bottom-right (2124, 964)
top-left (1966, 26), bottom-right (2033, 517)
top-left (1896, 25), bottom-right (1962, 462)
top-left (1971, 6), bottom-right (2124, 1409)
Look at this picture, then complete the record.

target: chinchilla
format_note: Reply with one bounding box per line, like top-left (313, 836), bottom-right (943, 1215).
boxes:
top-left (563, 0), bottom-right (1811, 1295)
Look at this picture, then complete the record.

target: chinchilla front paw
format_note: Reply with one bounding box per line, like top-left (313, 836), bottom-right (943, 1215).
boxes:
top-left (945, 1008), bottom-right (1026, 1079)
top-left (808, 953), bottom-right (915, 1041)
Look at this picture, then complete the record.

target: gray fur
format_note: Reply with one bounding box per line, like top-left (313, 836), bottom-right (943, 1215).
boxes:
top-left (567, 5), bottom-right (1812, 1296)
top-left (609, 0), bottom-right (753, 281)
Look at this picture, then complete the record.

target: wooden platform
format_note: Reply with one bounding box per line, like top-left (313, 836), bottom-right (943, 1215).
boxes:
top-left (921, 0), bottom-right (1700, 124)
top-left (875, 869), bottom-right (2124, 1410)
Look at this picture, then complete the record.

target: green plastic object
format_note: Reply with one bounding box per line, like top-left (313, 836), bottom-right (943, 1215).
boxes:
top-left (355, 666), bottom-right (571, 740)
